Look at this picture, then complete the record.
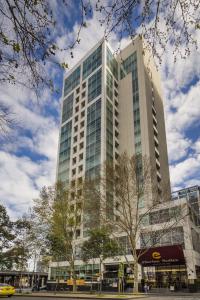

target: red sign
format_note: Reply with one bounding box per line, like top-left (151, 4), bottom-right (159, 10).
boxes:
top-left (136, 245), bottom-right (185, 266)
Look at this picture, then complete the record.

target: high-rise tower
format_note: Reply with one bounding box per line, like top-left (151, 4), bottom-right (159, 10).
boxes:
top-left (57, 36), bottom-right (171, 235)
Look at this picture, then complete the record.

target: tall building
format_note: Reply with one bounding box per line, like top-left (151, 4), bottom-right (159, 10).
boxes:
top-left (57, 36), bottom-right (170, 208)
top-left (50, 37), bottom-right (200, 290)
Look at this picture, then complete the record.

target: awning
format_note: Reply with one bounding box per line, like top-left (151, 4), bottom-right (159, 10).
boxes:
top-left (136, 245), bottom-right (185, 266)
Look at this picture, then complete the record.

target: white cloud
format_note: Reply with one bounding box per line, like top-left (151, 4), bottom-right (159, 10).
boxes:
top-left (0, 4), bottom-right (200, 219)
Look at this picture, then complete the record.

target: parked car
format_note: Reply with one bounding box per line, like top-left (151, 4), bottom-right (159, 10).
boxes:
top-left (0, 283), bottom-right (15, 297)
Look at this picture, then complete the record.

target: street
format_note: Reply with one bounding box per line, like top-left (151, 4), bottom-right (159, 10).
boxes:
top-left (9, 296), bottom-right (200, 300)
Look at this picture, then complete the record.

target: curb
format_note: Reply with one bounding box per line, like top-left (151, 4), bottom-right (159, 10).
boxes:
top-left (14, 293), bottom-right (147, 299)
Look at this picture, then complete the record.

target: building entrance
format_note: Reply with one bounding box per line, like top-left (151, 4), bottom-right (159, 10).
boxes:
top-left (143, 265), bottom-right (187, 289)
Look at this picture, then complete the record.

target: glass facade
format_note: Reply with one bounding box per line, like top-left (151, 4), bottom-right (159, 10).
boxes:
top-left (50, 264), bottom-right (100, 281)
top-left (106, 100), bottom-right (113, 161)
top-left (140, 227), bottom-right (184, 248)
top-left (106, 47), bottom-right (118, 80)
top-left (82, 45), bottom-right (102, 80)
top-left (106, 71), bottom-right (113, 101)
top-left (85, 99), bottom-right (101, 178)
top-left (121, 53), bottom-right (141, 154)
top-left (58, 121), bottom-right (72, 182)
top-left (88, 68), bottom-right (102, 102)
top-left (62, 93), bottom-right (73, 123)
top-left (64, 66), bottom-right (80, 97)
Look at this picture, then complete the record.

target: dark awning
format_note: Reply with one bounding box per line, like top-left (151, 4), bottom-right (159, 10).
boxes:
top-left (136, 245), bottom-right (185, 266)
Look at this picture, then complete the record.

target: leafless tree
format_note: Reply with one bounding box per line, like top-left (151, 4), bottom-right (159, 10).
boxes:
top-left (95, 0), bottom-right (199, 63)
top-left (83, 152), bottom-right (189, 292)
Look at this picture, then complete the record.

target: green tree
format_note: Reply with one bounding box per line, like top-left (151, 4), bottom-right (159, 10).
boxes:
top-left (0, 204), bottom-right (14, 269)
top-left (81, 226), bottom-right (119, 293)
top-left (0, 204), bottom-right (32, 270)
top-left (33, 181), bottom-right (84, 292)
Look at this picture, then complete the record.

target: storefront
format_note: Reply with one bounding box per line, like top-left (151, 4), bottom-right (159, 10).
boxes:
top-left (137, 245), bottom-right (188, 289)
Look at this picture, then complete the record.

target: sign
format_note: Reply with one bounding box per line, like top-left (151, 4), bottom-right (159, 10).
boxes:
top-left (136, 245), bottom-right (185, 266)
top-left (67, 279), bottom-right (85, 286)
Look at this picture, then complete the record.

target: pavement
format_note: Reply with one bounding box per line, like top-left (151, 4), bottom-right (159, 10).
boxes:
top-left (13, 291), bottom-right (200, 300)
top-left (14, 292), bottom-right (147, 299)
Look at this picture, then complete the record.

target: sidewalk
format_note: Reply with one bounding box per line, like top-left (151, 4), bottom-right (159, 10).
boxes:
top-left (15, 291), bottom-right (147, 299)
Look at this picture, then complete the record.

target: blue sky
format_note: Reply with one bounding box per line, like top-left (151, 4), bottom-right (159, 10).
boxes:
top-left (0, 1), bottom-right (200, 219)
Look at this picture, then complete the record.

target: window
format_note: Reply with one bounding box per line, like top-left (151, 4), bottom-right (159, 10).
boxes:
top-left (114, 90), bottom-right (118, 98)
top-left (73, 157), bottom-right (76, 165)
top-left (82, 45), bottom-right (102, 79)
top-left (79, 165), bottom-right (83, 173)
top-left (82, 82), bottom-right (86, 89)
top-left (62, 93), bottom-right (73, 123)
top-left (74, 125), bottom-right (78, 133)
top-left (114, 81), bottom-right (118, 89)
top-left (74, 135), bottom-right (77, 143)
top-left (72, 168), bottom-right (76, 176)
top-left (58, 121), bottom-right (72, 183)
top-left (64, 66), bottom-right (80, 96)
top-left (75, 116), bottom-right (78, 123)
top-left (76, 96), bottom-right (79, 104)
top-left (73, 146), bottom-right (77, 154)
top-left (81, 101), bottom-right (85, 108)
top-left (106, 71), bottom-right (113, 101)
top-left (80, 131), bottom-right (84, 138)
top-left (76, 87), bottom-right (80, 94)
top-left (81, 111), bottom-right (85, 118)
top-left (80, 142), bottom-right (84, 149)
top-left (79, 153), bottom-right (83, 161)
top-left (107, 47), bottom-right (118, 79)
top-left (86, 99), bottom-right (101, 178)
top-left (88, 69), bottom-right (102, 102)
top-left (106, 100), bottom-right (113, 162)
top-left (80, 121), bottom-right (84, 128)
top-left (82, 91), bottom-right (86, 98)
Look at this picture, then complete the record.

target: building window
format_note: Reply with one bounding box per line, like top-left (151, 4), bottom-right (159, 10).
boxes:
top-left (80, 142), bottom-right (84, 149)
top-left (80, 131), bottom-right (84, 139)
top-left (74, 125), bottom-right (78, 133)
top-left (74, 135), bottom-right (78, 143)
top-left (106, 100), bottom-right (113, 162)
top-left (62, 93), bottom-right (73, 123)
top-left (106, 47), bottom-right (118, 80)
top-left (81, 101), bottom-right (85, 108)
top-left (81, 111), bottom-right (85, 118)
top-left (88, 69), bottom-right (102, 102)
top-left (76, 96), bottom-right (79, 104)
top-left (82, 91), bottom-right (86, 98)
top-left (79, 165), bottom-right (83, 173)
top-left (58, 121), bottom-right (72, 183)
top-left (82, 82), bottom-right (86, 89)
top-left (64, 66), bottom-right (80, 97)
top-left (79, 153), bottom-right (83, 161)
top-left (106, 71), bottom-right (113, 101)
top-left (73, 146), bottom-right (77, 154)
top-left (86, 98), bottom-right (101, 178)
top-left (75, 116), bottom-right (78, 123)
top-left (82, 45), bottom-right (102, 80)
top-left (76, 87), bottom-right (80, 94)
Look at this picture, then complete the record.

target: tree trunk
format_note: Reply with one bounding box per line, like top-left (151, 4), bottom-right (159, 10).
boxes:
top-left (71, 263), bottom-right (77, 293)
top-left (133, 259), bottom-right (139, 293)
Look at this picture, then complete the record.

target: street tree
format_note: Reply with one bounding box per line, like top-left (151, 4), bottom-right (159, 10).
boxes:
top-left (33, 180), bottom-right (84, 292)
top-left (81, 226), bottom-right (119, 292)
top-left (0, 204), bottom-right (32, 270)
top-left (83, 152), bottom-right (188, 293)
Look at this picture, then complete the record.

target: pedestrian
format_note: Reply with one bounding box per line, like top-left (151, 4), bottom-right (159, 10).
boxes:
top-left (144, 283), bottom-right (148, 293)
